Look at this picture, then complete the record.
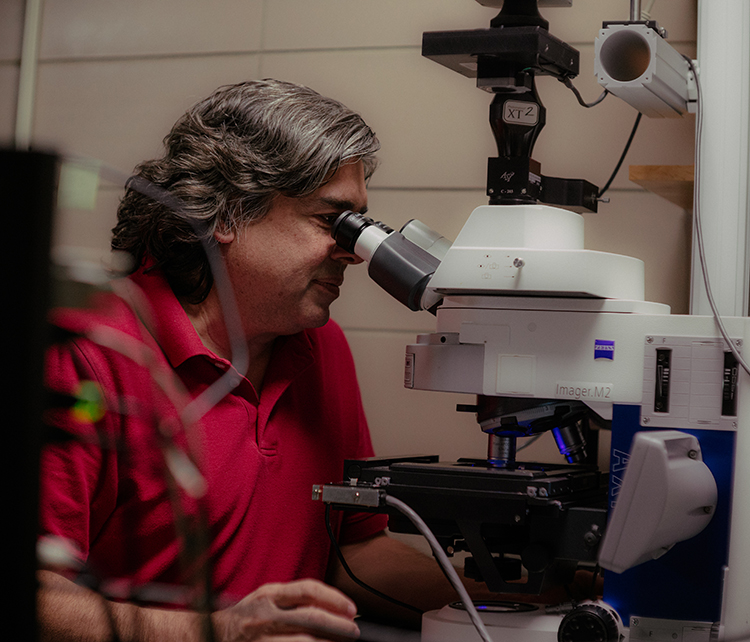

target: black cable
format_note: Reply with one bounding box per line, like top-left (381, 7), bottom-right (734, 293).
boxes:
top-left (560, 77), bottom-right (609, 109)
top-left (589, 565), bottom-right (602, 600)
top-left (597, 112), bottom-right (643, 198)
top-left (324, 504), bottom-right (423, 615)
top-left (558, 564), bottom-right (602, 607)
top-left (516, 433), bottom-right (542, 452)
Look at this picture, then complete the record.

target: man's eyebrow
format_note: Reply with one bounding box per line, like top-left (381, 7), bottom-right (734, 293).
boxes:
top-left (317, 197), bottom-right (368, 215)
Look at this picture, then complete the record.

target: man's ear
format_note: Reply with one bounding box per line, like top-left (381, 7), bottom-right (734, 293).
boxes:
top-left (214, 227), bottom-right (236, 244)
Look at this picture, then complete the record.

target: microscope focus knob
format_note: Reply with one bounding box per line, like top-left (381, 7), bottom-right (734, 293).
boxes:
top-left (557, 602), bottom-right (623, 642)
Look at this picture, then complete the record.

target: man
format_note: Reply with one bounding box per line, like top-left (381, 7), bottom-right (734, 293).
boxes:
top-left (39, 79), bottom-right (469, 642)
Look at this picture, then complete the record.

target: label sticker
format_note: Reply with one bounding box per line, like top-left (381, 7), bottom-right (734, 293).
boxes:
top-left (502, 101), bottom-right (540, 126)
top-left (595, 339), bottom-right (615, 360)
top-left (404, 353), bottom-right (415, 389)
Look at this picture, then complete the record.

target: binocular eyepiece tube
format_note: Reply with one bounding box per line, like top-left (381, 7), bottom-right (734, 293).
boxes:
top-left (332, 211), bottom-right (443, 312)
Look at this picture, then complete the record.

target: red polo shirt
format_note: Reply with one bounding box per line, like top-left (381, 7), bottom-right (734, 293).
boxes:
top-left (40, 265), bottom-right (386, 605)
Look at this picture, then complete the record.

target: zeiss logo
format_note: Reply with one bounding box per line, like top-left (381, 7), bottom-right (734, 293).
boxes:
top-left (595, 340), bottom-right (615, 360)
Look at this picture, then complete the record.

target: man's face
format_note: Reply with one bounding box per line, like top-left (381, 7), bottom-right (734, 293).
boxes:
top-left (217, 161), bottom-right (368, 340)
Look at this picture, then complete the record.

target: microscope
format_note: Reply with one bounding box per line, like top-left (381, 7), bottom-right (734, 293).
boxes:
top-left (316, 2), bottom-right (750, 641)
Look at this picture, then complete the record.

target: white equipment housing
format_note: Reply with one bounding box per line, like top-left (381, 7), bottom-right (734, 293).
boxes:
top-left (403, 204), bottom-right (750, 642)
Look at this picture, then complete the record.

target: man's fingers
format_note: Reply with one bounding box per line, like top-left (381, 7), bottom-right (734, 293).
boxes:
top-left (219, 580), bottom-right (360, 642)
top-left (274, 604), bottom-right (360, 640)
top-left (267, 580), bottom-right (357, 618)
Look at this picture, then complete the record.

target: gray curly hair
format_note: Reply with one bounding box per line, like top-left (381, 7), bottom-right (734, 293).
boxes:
top-left (112, 79), bottom-right (380, 303)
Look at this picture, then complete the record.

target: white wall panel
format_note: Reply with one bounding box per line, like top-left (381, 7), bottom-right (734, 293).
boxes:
top-left (541, 0), bottom-right (696, 45)
top-left (585, 191), bottom-right (693, 313)
top-left (0, 0), bottom-right (24, 62)
top-left (0, 66), bottom-right (20, 143)
top-left (39, 0), bottom-right (264, 59)
top-left (33, 55), bottom-right (261, 172)
top-left (262, 0), bottom-right (696, 51)
top-left (263, 0), bottom-right (493, 50)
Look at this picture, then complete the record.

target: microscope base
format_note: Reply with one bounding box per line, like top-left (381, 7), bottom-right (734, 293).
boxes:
top-left (422, 603), bottom-right (562, 642)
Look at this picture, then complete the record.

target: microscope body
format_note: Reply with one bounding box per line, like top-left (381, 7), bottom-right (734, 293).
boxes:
top-left (334, 200), bottom-right (750, 642)
top-left (340, 202), bottom-right (745, 640)
top-left (406, 204), bottom-right (740, 632)
top-left (322, 1), bottom-right (750, 639)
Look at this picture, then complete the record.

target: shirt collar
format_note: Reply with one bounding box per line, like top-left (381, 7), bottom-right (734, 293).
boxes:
top-left (125, 262), bottom-right (316, 380)
top-left (126, 263), bottom-right (213, 369)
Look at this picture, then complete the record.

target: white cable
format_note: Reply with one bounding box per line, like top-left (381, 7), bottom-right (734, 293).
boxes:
top-left (686, 57), bottom-right (750, 378)
top-left (640, 0), bottom-right (656, 20)
top-left (383, 495), bottom-right (494, 642)
top-left (640, 0), bottom-right (656, 21)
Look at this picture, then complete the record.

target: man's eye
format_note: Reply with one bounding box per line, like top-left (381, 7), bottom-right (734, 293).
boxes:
top-left (318, 214), bottom-right (339, 226)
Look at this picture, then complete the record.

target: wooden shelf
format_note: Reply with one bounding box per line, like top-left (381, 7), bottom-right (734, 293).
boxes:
top-left (629, 165), bottom-right (695, 210)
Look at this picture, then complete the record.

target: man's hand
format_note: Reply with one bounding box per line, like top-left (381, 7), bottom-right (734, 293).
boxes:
top-left (38, 571), bottom-right (358, 642)
top-left (212, 579), bottom-right (360, 642)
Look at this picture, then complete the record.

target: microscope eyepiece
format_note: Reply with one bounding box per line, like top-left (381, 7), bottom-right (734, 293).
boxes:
top-left (330, 210), bottom-right (442, 312)
top-left (332, 211), bottom-right (393, 253)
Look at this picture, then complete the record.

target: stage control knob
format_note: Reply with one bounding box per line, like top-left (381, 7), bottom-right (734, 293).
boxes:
top-left (557, 602), bottom-right (623, 642)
